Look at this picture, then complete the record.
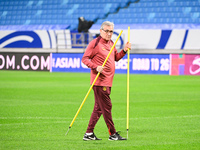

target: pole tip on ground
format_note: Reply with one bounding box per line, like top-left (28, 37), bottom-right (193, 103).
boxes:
top-left (127, 129), bottom-right (128, 139)
top-left (65, 127), bottom-right (71, 136)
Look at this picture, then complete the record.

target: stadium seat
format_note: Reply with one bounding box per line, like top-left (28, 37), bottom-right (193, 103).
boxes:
top-left (0, 0), bottom-right (199, 30)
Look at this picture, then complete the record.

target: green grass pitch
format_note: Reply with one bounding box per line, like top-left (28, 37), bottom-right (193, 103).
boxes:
top-left (0, 71), bottom-right (200, 150)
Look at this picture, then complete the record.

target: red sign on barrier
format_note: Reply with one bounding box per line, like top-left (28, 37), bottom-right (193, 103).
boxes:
top-left (170, 54), bottom-right (185, 75)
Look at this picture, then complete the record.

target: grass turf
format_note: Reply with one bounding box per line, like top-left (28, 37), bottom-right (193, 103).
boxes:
top-left (0, 71), bottom-right (200, 150)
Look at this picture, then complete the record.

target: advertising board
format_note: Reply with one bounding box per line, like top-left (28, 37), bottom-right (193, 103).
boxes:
top-left (0, 53), bottom-right (50, 71)
top-left (51, 53), bottom-right (170, 75)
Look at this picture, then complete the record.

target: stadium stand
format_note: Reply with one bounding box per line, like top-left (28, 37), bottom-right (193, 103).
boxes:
top-left (0, 0), bottom-right (199, 30)
top-left (97, 0), bottom-right (200, 24)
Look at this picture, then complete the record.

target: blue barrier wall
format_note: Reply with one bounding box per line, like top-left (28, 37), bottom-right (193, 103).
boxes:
top-left (51, 53), bottom-right (170, 74)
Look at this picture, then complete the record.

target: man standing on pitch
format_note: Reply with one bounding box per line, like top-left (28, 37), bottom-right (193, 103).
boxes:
top-left (82, 21), bottom-right (131, 141)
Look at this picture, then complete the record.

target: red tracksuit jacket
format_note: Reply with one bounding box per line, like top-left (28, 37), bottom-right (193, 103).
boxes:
top-left (82, 36), bottom-right (126, 87)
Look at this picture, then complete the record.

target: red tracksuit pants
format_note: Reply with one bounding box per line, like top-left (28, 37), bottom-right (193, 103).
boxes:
top-left (86, 85), bottom-right (116, 135)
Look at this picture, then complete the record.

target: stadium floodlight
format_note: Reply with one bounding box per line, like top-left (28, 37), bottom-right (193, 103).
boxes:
top-left (66, 30), bottom-right (123, 135)
top-left (127, 26), bottom-right (130, 139)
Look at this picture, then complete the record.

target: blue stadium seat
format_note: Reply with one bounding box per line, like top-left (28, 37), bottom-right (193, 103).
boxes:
top-left (0, 0), bottom-right (199, 30)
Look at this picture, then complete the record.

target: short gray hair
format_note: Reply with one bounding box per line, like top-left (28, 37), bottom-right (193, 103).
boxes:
top-left (100, 21), bottom-right (114, 30)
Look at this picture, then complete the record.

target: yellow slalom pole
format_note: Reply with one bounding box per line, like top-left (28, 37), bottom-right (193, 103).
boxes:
top-left (66, 30), bottom-right (123, 135)
top-left (127, 26), bottom-right (130, 139)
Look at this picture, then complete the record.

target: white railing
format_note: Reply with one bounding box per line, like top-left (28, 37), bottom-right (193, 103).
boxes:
top-left (56, 32), bottom-right (94, 52)
top-left (56, 31), bottom-right (125, 52)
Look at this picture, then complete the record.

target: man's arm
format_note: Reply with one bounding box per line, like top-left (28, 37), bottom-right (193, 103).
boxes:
top-left (115, 42), bottom-right (131, 61)
top-left (82, 40), bottom-right (98, 70)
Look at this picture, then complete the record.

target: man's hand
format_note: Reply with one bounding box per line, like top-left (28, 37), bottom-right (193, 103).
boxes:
top-left (123, 42), bottom-right (131, 52)
top-left (96, 66), bottom-right (104, 73)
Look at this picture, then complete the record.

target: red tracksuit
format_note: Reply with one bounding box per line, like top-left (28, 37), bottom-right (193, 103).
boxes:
top-left (82, 35), bottom-right (126, 135)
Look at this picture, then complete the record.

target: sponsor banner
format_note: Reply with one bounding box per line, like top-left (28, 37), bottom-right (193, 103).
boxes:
top-left (1, 52), bottom-right (198, 75)
top-left (170, 54), bottom-right (185, 75)
top-left (170, 54), bottom-right (200, 75)
top-left (51, 53), bottom-right (89, 73)
top-left (115, 54), bottom-right (170, 74)
top-left (0, 30), bottom-right (71, 49)
top-left (184, 54), bottom-right (200, 75)
top-left (89, 29), bottom-right (200, 50)
top-left (1, 29), bottom-right (200, 49)
top-left (0, 53), bottom-right (50, 71)
top-left (51, 53), bottom-right (170, 74)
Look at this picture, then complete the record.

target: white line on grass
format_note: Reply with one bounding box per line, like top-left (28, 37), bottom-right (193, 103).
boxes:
top-left (0, 117), bottom-right (73, 120)
top-left (0, 121), bottom-right (66, 126)
top-left (114, 115), bottom-right (200, 121)
top-left (0, 115), bottom-right (199, 126)
top-left (0, 115), bottom-right (199, 120)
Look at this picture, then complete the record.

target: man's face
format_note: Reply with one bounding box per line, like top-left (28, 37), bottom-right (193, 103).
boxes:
top-left (100, 25), bottom-right (114, 41)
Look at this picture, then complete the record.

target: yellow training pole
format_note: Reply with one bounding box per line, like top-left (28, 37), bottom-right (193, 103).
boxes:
top-left (66, 30), bottom-right (123, 135)
top-left (127, 26), bottom-right (130, 139)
